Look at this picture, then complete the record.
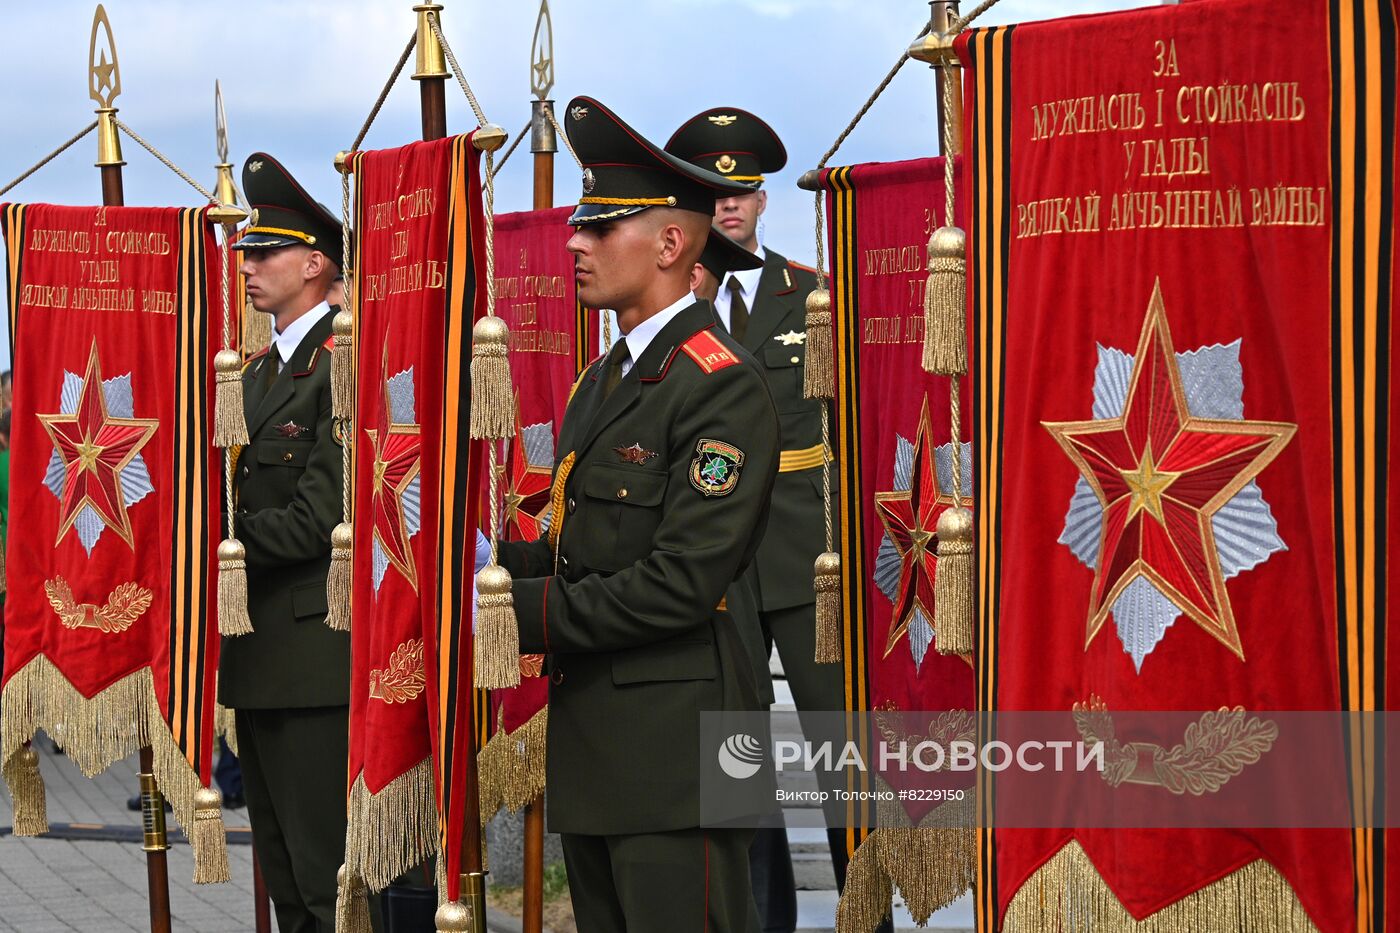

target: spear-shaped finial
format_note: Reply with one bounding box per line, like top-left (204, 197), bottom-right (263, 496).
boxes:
top-left (530, 0), bottom-right (555, 101)
top-left (209, 81), bottom-right (248, 226)
top-left (89, 4), bottom-right (124, 167)
top-left (529, 0), bottom-right (558, 160)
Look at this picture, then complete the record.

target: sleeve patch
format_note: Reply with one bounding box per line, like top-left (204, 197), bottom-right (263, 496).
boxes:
top-left (689, 438), bottom-right (744, 497)
top-left (680, 329), bottom-right (742, 374)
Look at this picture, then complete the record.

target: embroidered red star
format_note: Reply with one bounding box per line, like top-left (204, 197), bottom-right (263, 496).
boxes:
top-left (503, 398), bottom-right (552, 541)
top-left (38, 340), bottom-right (157, 550)
top-left (1043, 281), bottom-right (1296, 659)
top-left (874, 395), bottom-right (969, 659)
top-left (365, 347), bottom-right (421, 592)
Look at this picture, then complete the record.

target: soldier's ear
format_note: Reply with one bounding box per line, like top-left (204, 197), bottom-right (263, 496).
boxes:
top-left (756, 189), bottom-right (768, 216)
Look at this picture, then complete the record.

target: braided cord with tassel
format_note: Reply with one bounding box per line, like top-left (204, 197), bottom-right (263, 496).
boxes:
top-left (215, 223), bottom-right (253, 637)
top-left (326, 162), bottom-right (357, 632)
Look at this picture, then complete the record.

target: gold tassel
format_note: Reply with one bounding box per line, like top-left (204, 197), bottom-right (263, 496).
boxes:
top-left (191, 787), bottom-right (231, 884)
top-left (331, 310), bottom-right (355, 421)
top-left (434, 901), bottom-right (472, 933)
top-left (473, 564), bottom-right (520, 689)
top-left (813, 551), bottom-right (842, 663)
top-left (834, 836), bottom-right (893, 933)
top-left (335, 865), bottom-right (373, 933)
top-left (802, 288), bottom-right (834, 400)
top-left (325, 522), bottom-right (353, 632)
top-left (922, 226), bottom-right (968, 376)
top-left (469, 316), bottom-right (514, 440)
top-left (243, 300), bottom-right (272, 356)
top-left (217, 539), bottom-right (254, 637)
top-left (933, 507), bottom-right (974, 655)
top-left (213, 349), bottom-right (249, 448)
top-left (3, 747), bottom-right (48, 836)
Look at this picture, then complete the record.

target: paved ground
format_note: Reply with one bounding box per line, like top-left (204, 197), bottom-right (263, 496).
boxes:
top-left (0, 676), bottom-right (972, 932)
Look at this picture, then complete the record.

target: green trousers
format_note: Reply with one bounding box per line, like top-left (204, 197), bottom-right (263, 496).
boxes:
top-left (562, 828), bottom-right (760, 932)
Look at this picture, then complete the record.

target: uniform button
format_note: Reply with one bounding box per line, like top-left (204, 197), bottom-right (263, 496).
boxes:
top-left (282, 452), bottom-right (294, 462)
top-left (791, 356), bottom-right (800, 364)
top-left (616, 488), bottom-right (628, 500)
top-left (242, 466), bottom-right (250, 477)
top-left (550, 669), bottom-right (564, 685)
top-left (567, 497), bottom-right (576, 514)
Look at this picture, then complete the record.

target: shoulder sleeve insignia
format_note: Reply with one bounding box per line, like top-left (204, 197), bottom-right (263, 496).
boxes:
top-left (689, 438), bottom-right (744, 497)
top-left (680, 329), bottom-right (742, 374)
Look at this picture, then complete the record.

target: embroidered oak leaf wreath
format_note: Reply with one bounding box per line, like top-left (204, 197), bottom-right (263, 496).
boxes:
top-left (1042, 282), bottom-right (1296, 671)
top-left (873, 394), bottom-right (972, 673)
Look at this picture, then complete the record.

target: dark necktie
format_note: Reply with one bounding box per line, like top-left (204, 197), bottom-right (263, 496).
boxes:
top-left (601, 339), bottom-right (629, 399)
top-left (726, 276), bottom-right (749, 342)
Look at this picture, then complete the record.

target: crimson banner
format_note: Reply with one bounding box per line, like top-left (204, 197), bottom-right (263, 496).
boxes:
top-left (0, 203), bottom-right (226, 880)
top-left (960, 0), bottom-right (1395, 929)
top-left (822, 157), bottom-right (977, 924)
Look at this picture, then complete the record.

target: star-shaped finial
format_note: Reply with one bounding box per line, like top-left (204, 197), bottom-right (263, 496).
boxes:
top-left (38, 340), bottom-right (158, 550)
top-left (93, 50), bottom-right (115, 93)
top-left (1043, 281), bottom-right (1296, 660)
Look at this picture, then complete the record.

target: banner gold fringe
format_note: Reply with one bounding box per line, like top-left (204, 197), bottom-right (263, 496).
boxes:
top-left (473, 565), bottom-right (520, 689)
top-left (192, 787), bottom-right (231, 884)
top-left (217, 539), bottom-right (254, 636)
top-left (325, 522), bottom-right (353, 632)
top-left (0, 656), bottom-right (229, 884)
top-left (477, 706), bottom-right (547, 824)
top-left (921, 227), bottom-right (967, 376)
top-left (335, 865), bottom-right (373, 933)
top-left (343, 759), bottom-right (439, 893)
top-left (469, 316), bottom-right (514, 440)
top-left (803, 288), bottom-right (835, 400)
top-left (835, 836), bottom-right (894, 933)
top-left (813, 551), bottom-right (843, 662)
top-left (933, 507), bottom-right (974, 655)
top-left (215, 703), bottom-right (238, 757)
top-left (2, 746), bottom-right (48, 835)
top-left (1004, 840), bottom-right (1320, 932)
top-left (873, 793), bottom-right (974, 922)
top-left (243, 302), bottom-right (272, 356)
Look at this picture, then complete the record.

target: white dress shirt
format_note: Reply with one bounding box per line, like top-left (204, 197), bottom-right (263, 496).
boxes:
top-left (617, 292), bottom-right (697, 377)
top-left (713, 247), bottom-right (768, 333)
top-left (270, 300), bottom-right (334, 371)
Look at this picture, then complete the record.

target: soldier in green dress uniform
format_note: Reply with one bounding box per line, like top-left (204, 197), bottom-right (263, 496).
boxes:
top-left (491, 97), bottom-right (780, 932)
top-left (220, 152), bottom-right (353, 933)
top-left (669, 109), bottom-right (867, 933)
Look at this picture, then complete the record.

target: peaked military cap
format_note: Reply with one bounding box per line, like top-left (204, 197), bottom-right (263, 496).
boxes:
top-left (698, 228), bottom-right (763, 278)
top-left (233, 152), bottom-right (342, 262)
top-left (666, 108), bottom-right (787, 190)
top-left (565, 96), bottom-right (754, 226)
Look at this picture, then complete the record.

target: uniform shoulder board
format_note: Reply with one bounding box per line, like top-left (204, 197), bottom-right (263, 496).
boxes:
top-left (242, 346), bottom-right (271, 372)
top-left (787, 259), bottom-right (819, 275)
top-left (680, 328), bottom-right (742, 375)
top-left (566, 365), bottom-right (592, 405)
top-left (322, 334), bottom-right (336, 352)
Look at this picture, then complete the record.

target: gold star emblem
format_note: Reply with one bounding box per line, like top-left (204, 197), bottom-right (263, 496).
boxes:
top-left (93, 50), bottom-right (115, 94)
top-left (1120, 443), bottom-right (1180, 525)
top-left (774, 331), bottom-right (806, 346)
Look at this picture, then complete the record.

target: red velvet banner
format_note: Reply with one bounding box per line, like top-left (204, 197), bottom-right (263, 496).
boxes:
top-left (823, 156), bottom-right (977, 918)
top-left (960, 0), bottom-right (1395, 928)
top-left (0, 203), bottom-right (222, 855)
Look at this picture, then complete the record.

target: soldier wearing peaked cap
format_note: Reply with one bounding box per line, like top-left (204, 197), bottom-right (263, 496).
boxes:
top-left (487, 97), bottom-right (780, 931)
top-left (219, 152), bottom-right (358, 933)
top-left (669, 110), bottom-right (858, 933)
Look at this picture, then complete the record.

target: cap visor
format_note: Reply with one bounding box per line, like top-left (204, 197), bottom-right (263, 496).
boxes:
top-left (232, 233), bottom-right (304, 250)
top-left (568, 202), bottom-right (654, 226)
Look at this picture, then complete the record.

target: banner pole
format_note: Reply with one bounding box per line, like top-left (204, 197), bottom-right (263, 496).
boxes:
top-left (88, 8), bottom-right (175, 932)
top-left (414, 3), bottom-right (449, 141)
top-left (930, 1), bottom-right (965, 155)
top-left (521, 5), bottom-right (555, 931)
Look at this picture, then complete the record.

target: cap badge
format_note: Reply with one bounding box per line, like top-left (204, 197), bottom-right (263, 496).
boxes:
top-left (581, 168), bottom-right (596, 194)
top-left (715, 154), bottom-right (737, 174)
top-left (248, 160), bottom-right (264, 173)
top-left (248, 208), bottom-right (260, 226)
top-left (708, 115), bottom-right (738, 127)
top-left (570, 105), bottom-right (589, 121)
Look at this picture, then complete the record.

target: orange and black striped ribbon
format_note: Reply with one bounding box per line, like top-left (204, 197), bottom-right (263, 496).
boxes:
top-left (966, 23), bottom-right (1014, 933)
top-left (3, 204), bottom-right (29, 370)
top-left (167, 207), bottom-right (218, 783)
top-left (824, 163), bottom-right (876, 862)
top-left (1330, 2), bottom-right (1396, 929)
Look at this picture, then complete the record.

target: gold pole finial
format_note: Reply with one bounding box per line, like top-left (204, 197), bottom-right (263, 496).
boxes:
top-left (530, 0), bottom-right (554, 101)
top-left (412, 3), bottom-right (449, 80)
top-left (89, 4), bottom-right (124, 167)
top-left (209, 81), bottom-right (247, 226)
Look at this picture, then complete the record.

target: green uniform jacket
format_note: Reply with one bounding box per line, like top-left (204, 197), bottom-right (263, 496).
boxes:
top-left (219, 310), bottom-right (349, 710)
top-left (739, 248), bottom-right (828, 611)
top-left (498, 300), bottom-right (779, 837)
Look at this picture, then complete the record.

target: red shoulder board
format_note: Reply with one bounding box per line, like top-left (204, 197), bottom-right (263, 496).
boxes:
top-left (680, 328), bottom-right (742, 374)
top-left (242, 346), bottom-right (270, 373)
top-left (787, 259), bottom-right (819, 274)
top-left (323, 334), bottom-right (336, 351)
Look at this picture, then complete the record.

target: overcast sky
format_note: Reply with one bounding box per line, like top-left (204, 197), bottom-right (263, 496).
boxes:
top-left (0, 0), bottom-right (1157, 363)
